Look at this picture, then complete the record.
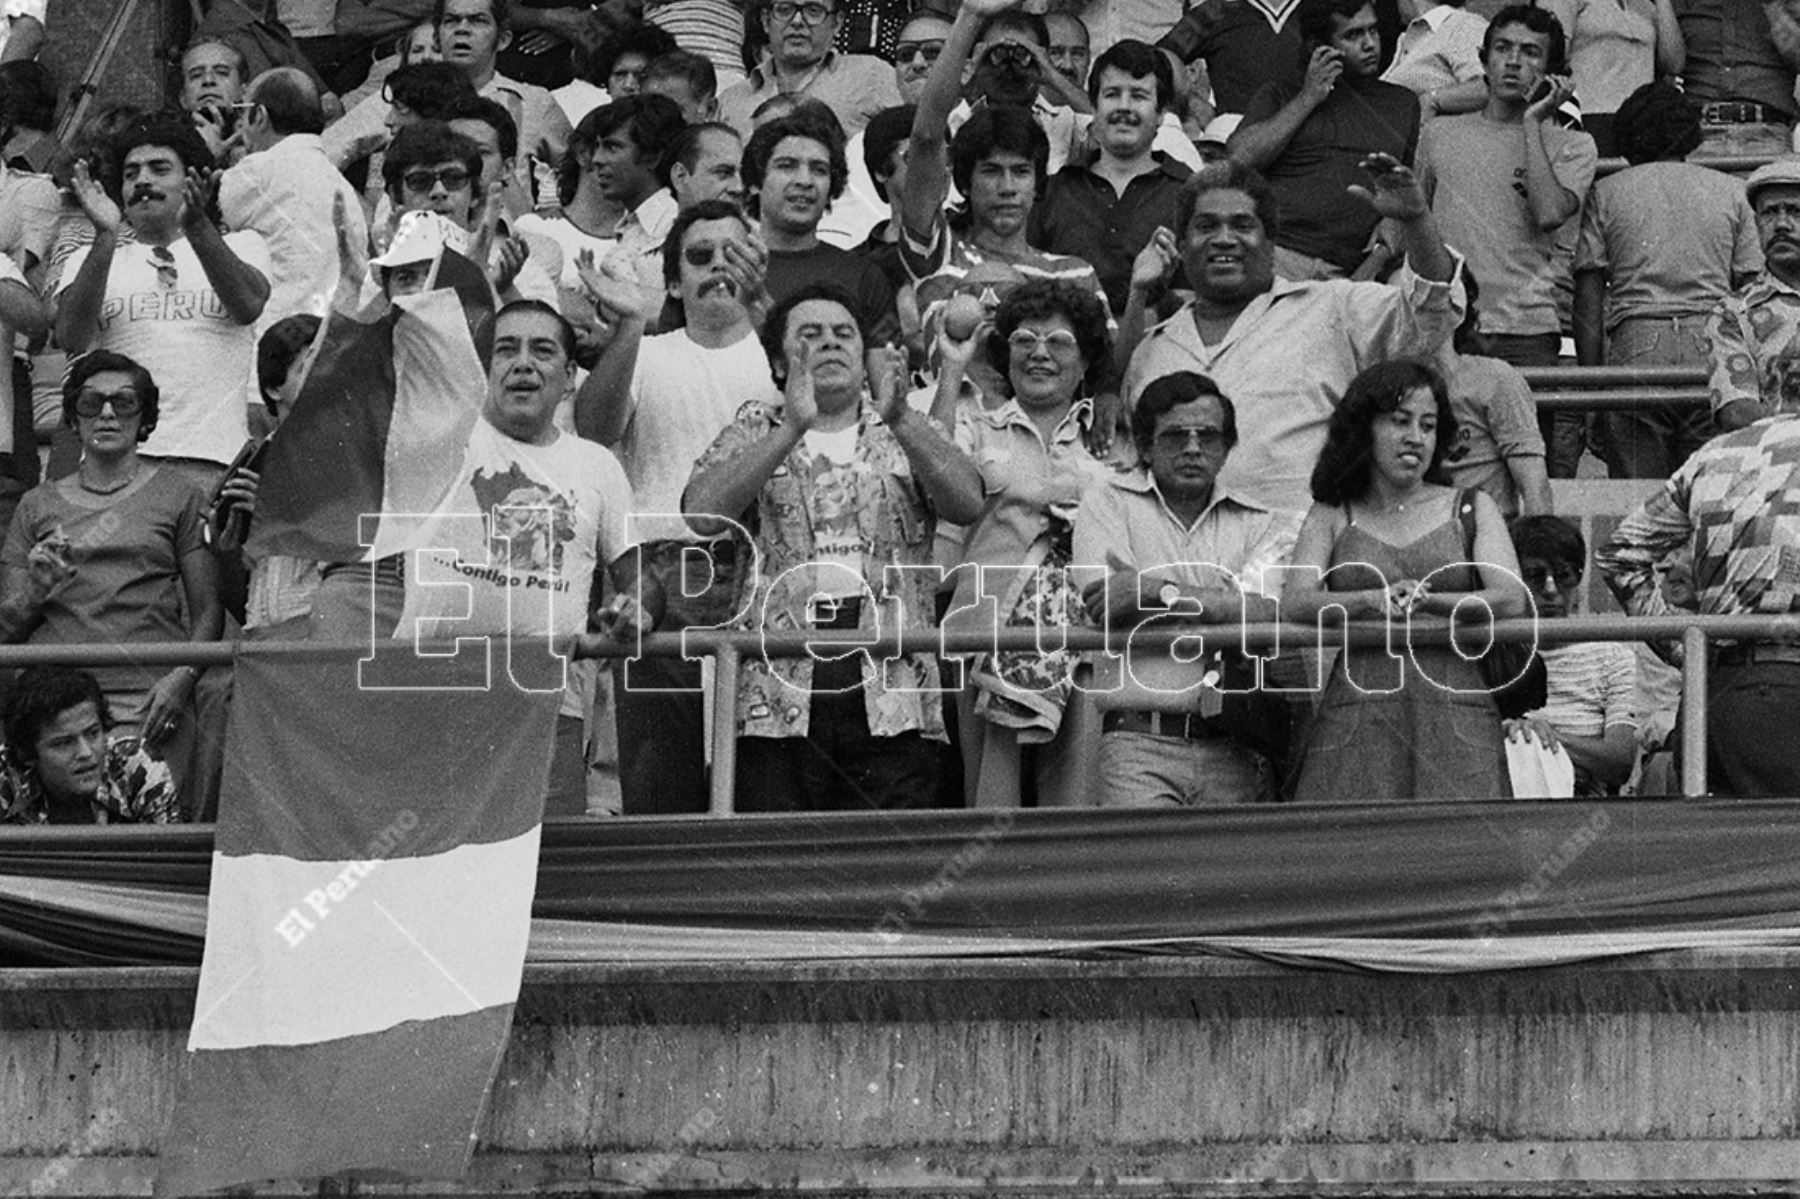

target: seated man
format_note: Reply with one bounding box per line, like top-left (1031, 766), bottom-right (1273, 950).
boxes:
top-left (0, 667), bottom-right (178, 825)
top-left (1075, 371), bottom-right (1300, 807)
top-left (1508, 515), bottom-right (1638, 797)
top-left (683, 283), bottom-right (983, 812)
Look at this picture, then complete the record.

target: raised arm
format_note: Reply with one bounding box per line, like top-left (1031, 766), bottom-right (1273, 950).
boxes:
top-left (182, 169), bottom-right (270, 326)
top-left (56, 161), bottom-right (121, 354)
top-left (902, 0), bottom-right (1012, 242)
top-left (1520, 78), bottom-right (1582, 231)
top-left (1227, 48), bottom-right (1341, 170)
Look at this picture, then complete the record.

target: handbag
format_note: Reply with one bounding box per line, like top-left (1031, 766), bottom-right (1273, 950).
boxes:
top-left (1454, 489), bottom-right (1547, 720)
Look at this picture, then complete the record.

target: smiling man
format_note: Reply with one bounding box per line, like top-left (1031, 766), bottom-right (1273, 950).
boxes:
top-left (1075, 370), bottom-right (1300, 807)
top-left (1122, 158), bottom-right (1461, 515)
top-left (399, 299), bottom-right (659, 816)
top-left (57, 111), bottom-right (271, 486)
top-left (715, 0), bottom-right (899, 136)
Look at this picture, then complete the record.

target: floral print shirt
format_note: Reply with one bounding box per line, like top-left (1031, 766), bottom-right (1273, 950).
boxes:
top-left (690, 399), bottom-right (949, 742)
top-left (0, 737), bottom-right (179, 825)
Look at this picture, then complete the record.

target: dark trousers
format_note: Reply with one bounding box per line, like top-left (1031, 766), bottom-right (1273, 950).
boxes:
top-left (1709, 660), bottom-right (1800, 796)
top-left (735, 653), bottom-right (941, 813)
top-left (1484, 331), bottom-right (1580, 478)
top-left (616, 540), bottom-right (745, 815)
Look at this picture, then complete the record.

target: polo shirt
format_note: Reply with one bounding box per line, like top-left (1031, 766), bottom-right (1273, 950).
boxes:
top-left (1031, 151), bottom-right (1193, 315)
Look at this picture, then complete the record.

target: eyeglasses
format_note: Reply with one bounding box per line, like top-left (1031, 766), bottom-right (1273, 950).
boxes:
top-left (1008, 329), bottom-right (1081, 355)
top-left (769, 1), bottom-right (834, 23)
top-left (73, 389), bottom-right (145, 419)
top-left (1154, 426), bottom-right (1228, 452)
top-left (895, 39), bottom-right (944, 64)
top-left (150, 246), bottom-right (178, 290)
top-left (401, 165), bottom-right (473, 193)
top-left (984, 43), bottom-right (1035, 69)
top-left (682, 243), bottom-right (730, 266)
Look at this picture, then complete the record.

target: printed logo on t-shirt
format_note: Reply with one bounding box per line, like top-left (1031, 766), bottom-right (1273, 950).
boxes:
top-left (470, 463), bottom-right (578, 577)
top-left (99, 291), bottom-right (231, 328)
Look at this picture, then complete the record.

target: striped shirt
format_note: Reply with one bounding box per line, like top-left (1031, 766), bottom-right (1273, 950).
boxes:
top-left (1539, 641), bottom-right (1638, 739)
top-left (647, 0), bottom-right (747, 90)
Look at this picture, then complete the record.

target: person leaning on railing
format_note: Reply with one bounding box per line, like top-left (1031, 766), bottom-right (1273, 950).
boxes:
top-left (0, 666), bottom-right (178, 825)
top-left (1597, 405), bottom-right (1800, 797)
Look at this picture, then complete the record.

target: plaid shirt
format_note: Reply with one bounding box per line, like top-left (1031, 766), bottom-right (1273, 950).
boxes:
top-left (0, 737), bottom-right (179, 825)
top-left (1598, 414), bottom-right (1800, 626)
top-left (1705, 272), bottom-right (1800, 418)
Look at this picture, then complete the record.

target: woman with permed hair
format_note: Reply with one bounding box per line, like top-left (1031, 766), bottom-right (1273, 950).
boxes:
top-left (937, 277), bottom-right (1121, 808)
top-left (1283, 358), bottom-right (1529, 801)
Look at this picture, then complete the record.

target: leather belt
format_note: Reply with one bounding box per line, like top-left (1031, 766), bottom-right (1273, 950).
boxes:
top-left (1698, 100), bottom-right (1791, 124)
top-left (1102, 710), bottom-right (1232, 741)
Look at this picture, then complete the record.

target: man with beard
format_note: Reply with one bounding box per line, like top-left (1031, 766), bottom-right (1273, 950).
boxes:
top-left (1229, 0), bottom-right (1421, 281)
top-left (716, 0), bottom-right (899, 137)
top-left (1704, 158), bottom-right (1800, 431)
top-left (1032, 39), bottom-right (1193, 317)
top-left (575, 200), bottom-right (777, 813)
top-left (56, 112), bottom-right (271, 489)
top-left (745, 109), bottom-right (901, 348)
top-left (903, 0), bottom-right (1109, 369)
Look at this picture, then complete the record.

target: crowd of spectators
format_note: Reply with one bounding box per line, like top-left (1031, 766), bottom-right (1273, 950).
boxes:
top-left (3, 0), bottom-right (1800, 823)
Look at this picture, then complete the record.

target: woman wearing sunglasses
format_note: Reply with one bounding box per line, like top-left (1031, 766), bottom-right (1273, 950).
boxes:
top-left (940, 278), bottom-right (1120, 808)
top-left (0, 351), bottom-right (222, 819)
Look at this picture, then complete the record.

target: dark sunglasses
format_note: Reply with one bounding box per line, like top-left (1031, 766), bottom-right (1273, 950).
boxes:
top-left (401, 165), bottom-right (473, 193)
top-left (895, 39), bottom-right (944, 64)
top-left (151, 246), bottom-right (178, 290)
top-left (73, 389), bottom-right (145, 419)
top-left (683, 244), bottom-right (728, 266)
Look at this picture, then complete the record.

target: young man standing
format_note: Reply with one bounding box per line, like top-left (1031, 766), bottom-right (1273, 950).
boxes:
top-left (1229, 0), bottom-right (1421, 280)
top-left (1417, 4), bottom-right (1595, 473)
top-left (1032, 39), bottom-right (1193, 316)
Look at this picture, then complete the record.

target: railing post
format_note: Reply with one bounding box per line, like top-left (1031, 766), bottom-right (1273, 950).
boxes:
top-left (708, 644), bottom-right (740, 817)
top-left (1681, 626), bottom-right (1708, 799)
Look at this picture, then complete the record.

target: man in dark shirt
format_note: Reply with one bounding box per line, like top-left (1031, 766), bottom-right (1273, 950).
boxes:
top-left (1157, 0), bottom-right (1308, 120)
top-left (1030, 39), bottom-right (1193, 317)
top-left (1228, 0), bottom-right (1421, 279)
top-left (1676, 0), bottom-right (1800, 159)
top-left (745, 107), bottom-right (900, 347)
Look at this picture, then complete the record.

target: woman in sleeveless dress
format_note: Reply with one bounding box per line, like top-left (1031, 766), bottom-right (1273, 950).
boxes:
top-left (1286, 360), bottom-right (1530, 802)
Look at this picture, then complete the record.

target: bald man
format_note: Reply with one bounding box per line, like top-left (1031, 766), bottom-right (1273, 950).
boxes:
top-left (220, 68), bottom-right (369, 329)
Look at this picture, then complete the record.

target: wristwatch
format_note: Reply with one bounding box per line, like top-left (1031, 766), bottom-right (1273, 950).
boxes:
top-left (1157, 581), bottom-right (1182, 609)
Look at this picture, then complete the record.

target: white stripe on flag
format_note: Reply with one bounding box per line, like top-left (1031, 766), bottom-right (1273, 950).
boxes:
top-left (189, 825), bottom-right (540, 1051)
top-left (369, 285), bottom-right (485, 561)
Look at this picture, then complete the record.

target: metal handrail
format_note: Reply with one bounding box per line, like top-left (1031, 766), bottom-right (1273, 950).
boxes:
top-left (7, 612), bottom-right (1800, 809)
top-left (1517, 365), bottom-right (1710, 412)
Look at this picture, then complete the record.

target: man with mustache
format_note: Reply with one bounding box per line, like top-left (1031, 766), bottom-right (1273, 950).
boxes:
top-left (56, 111), bottom-right (271, 492)
top-left (575, 200), bottom-right (777, 814)
top-left (1704, 158), bottom-right (1800, 432)
top-left (1031, 38), bottom-right (1193, 318)
top-left (1228, 0), bottom-right (1421, 281)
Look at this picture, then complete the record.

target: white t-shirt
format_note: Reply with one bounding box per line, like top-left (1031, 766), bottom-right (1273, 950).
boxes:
top-left (619, 329), bottom-right (777, 543)
top-left (399, 420), bottom-right (636, 716)
top-left (57, 230), bottom-right (272, 466)
top-left (513, 212), bottom-right (617, 290)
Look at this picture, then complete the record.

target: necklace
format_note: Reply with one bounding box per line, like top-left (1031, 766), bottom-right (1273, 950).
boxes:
top-left (78, 467), bottom-right (137, 496)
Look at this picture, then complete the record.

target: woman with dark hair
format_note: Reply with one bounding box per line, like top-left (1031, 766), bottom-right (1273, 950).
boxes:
top-left (940, 278), bottom-right (1120, 808)
top-left (0, 666), bottom-right (177, 824)
top-left (0, 351), bottom-right (221, 816)
top-left (1285, 358), bottom-right (1528, 801)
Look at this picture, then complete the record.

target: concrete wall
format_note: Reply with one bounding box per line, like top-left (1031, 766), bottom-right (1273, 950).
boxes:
top-left (7, 952), bottom-right (1800, 1195)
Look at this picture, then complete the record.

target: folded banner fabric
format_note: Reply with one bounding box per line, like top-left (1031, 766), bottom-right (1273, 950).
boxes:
top-left (154, 647), bottom-right (560, 1196)
top-left (246, 251), bottom-right (491, 566)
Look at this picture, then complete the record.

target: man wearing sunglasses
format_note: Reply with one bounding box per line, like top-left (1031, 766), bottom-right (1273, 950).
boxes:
top-left (57, 111), bottom-right (272, 491)
top-left (1075, 370), bottom-right (1300, 807)
top-left (716, 0), bottom-right (899, 137)
top-left (574, 200), bottom-right (777, 813)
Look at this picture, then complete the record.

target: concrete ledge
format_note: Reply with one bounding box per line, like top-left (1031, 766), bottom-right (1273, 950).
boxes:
top-left (8, 954), bottom-right (1800, 1195)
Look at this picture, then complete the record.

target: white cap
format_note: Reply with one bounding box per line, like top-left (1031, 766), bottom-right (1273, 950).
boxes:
top-left (369, 210), bottom-right (456, 268)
